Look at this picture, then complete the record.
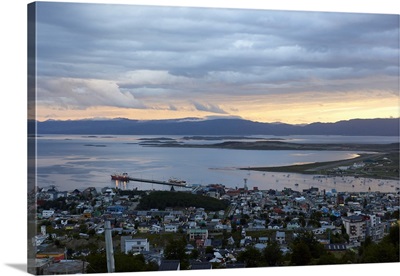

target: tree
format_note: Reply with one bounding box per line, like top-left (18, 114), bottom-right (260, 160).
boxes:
top-left (340, 249), bottom-right (357, 264)
top-left (360, 242), bottom-right (398, 263)
top-left (384, 222), bottom-right (399, 247)
top-left (205, 246), bottom-right (214, 255)
top-left (189, 249), bottom-right (199, 260)
top-left (163, 237), bottom-right (189, 269)
top-left (359, 223), bottom-right (399, 263)
top-left (329, 231), bottom-right (347, 244)
top-left (85, 253), bottom-right (108, 273)
top-left (237, 246), bottom-right (263, 267)
top-left (316, 252), bottom-right (338, 265)
top-left (263, 241), bottom-right (283, 266)
top-left (298, 216), bottom-right (306, 227)
top-left (292, 231), bottom-right (325, 259)
top-left (85, 252), bottom-right (158, 273)
top-left (231, 221), bottom-right (237, 232)
top-left (115, 253), bottom-right (158, 272)
top-left (290, 241), bottom-right (311, 266)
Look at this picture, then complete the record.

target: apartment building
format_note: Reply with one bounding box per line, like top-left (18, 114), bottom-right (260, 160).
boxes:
top-left (342, 215), bottom-right (366, 243)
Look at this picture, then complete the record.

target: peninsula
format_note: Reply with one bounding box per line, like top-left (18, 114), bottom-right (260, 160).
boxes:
top-left (145, 140), bottom-right (399, 180)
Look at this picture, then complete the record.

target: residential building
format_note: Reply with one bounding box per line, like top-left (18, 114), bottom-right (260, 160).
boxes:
top-left (342, 215), bottom-right (366, 243)
top-left (164, 224), bottom-right (178, 233)
top-left (275, 231), bottom-right (286, 244)
top-left (188, 229), bottom-right (208, 241)
top-left (122, 237), bottom-right (150, 254)
top-left (137, 223), bottom-right (151, 233)
top-left (42, 210), bottom-right (55, 219)
top-left (106, 205), bottom-right (125, 214)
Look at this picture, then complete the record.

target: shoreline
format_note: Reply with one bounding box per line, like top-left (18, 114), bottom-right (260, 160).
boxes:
top-left (241, 152), bottom-right (399, 181)
top-left (145, 139), bottom-right (399, 181)
top-left (145, 140), bottom-right (399, 152)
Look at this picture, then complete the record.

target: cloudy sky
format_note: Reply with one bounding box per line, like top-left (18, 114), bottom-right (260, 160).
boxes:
top-left (32, 2), bottom-right (399, 124)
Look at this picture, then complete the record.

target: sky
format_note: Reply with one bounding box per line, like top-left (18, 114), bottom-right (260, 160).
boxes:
top-left (31, 1), bottom-right (399, 124)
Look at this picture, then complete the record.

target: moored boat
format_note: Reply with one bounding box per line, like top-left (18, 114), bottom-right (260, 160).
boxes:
top-left (168, 177), bottom-right (186, 185)
top-left (111, 172), bottom-right (129, 181)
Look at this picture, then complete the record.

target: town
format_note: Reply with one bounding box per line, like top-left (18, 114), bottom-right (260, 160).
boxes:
top-left (30, 181), bottom-right (400, 274)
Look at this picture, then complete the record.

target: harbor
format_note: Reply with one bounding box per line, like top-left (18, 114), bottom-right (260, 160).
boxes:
top-left (35, 135), bottom-right (399, 194)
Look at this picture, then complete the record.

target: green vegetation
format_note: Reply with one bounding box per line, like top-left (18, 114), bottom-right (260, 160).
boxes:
top-left (243, 152), bottom-right (399, 180)
top-left (84, 252), bottom-right (158, 273)
top-left (136, 191), bottom-right (230, 211)
top-left (117, 189), bottom-right (147, 198)
top-left (163, 236), bottom-right (190, 269)
top-left (153, 140), bottom-right (399, 152)
top-left (359, 223), bottom-right (399, 263)
top-left (237, 240), bottom-right (284, 267)
top-left (133, 232), bottom-right (183, 249)
top-left (233, 223), bottom-right (399, 268)
top-left (290, 232), bottom-right (325, 265)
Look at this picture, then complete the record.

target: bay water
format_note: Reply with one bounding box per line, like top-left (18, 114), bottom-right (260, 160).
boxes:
top-left (32, 135), bottom-right (399, 193)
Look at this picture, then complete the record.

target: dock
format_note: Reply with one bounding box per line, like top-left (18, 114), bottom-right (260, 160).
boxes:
top-left (111, 173), bottom-right (194, 189)
top-left (127, 177), bottom-right (190, 188)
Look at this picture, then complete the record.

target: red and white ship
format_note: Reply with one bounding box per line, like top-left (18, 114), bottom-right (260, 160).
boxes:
top-left (111, 172), bottom-right (130, 181)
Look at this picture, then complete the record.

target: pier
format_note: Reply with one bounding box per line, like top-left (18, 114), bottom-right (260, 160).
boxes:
top-left (126, 177), bottom-right (191, 188)
top-left (111, 173), bottom-right (191, 189)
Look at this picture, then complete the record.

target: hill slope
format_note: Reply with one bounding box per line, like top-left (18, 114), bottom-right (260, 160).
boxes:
top-left (33, 117), bottom-right (399, 136)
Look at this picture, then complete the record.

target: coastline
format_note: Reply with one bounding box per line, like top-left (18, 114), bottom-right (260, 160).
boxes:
top-left (241, 152), bottom-right (399, 181)
top-left (145, 139), bottom-right (399, 181)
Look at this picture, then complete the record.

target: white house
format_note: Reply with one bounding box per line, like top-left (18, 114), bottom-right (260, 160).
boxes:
top-left (276, 231), bottom-right (286, 244)
top-left (123, 238), bottom-right (150, 254)
top-left (188, 229), bottom-right (208, 241)
top-left (164, 224), bottom-right (178, 233)
top-left (151, 225), bottom-right (162, 233)
top-left (163, 215), bottom-right (175, 223)
top-left (42, 210), bottom-right (55, 219)
top-left (287, 221), bottom-right (301, 230)
top-left (312, 228), bottom-right (327, 235)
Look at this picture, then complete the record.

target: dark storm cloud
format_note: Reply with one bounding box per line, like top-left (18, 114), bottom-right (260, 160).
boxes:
top-left (35, 2), bottom-right (399, 111)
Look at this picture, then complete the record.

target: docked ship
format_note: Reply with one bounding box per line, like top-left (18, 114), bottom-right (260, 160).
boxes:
top-left (111, 172), bottom-right (130, 181)
top-left (168, 177), bottom-right (187, 185)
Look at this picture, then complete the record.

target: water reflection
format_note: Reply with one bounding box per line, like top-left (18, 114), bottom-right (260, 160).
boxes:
top-left (35, 135), bottom-right (399, 193)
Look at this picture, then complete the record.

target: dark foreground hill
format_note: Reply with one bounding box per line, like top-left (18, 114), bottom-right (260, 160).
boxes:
top-left (33, 117), bottom-right (399, 136)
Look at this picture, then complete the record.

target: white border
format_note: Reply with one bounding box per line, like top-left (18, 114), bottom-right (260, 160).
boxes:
top-left (0, 1), bottom-right (398, 276)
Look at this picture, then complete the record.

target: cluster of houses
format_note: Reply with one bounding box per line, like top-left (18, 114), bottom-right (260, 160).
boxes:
top-left (32, 183), bottom-right (399, 273)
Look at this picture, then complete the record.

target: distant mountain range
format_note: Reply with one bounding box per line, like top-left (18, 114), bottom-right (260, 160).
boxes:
top-left (32, 117), bottom-right (399, 136)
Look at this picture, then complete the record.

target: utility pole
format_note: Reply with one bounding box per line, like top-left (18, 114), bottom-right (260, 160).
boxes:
top-left (105, 220), bottom-right (115, 273)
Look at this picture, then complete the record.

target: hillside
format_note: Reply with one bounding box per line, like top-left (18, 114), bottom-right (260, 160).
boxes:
top-left (33, 117), bottom-right (400, 136)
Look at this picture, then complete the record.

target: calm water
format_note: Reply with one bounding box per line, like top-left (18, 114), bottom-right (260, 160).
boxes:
top-left (31, 135), bottom-right (399, 193)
